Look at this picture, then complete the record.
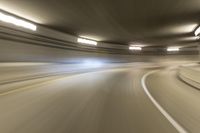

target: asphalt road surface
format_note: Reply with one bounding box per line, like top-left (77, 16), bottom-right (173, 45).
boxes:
top-left (146, 67), bottom-right (200, 133)
top-left (0, 66), bottom-right (198, 133)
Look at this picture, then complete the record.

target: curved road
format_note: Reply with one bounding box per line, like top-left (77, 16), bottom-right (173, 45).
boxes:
top-left (146, 67), bottom-right (200, 133)
top-left (0, 65), bottom-right (198, 133)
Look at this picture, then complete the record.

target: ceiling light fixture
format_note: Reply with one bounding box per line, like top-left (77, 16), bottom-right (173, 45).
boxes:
top-left (0, 11), bottom-right (37, 31)
top-left (77, 38), bottom-right (97, 45)
top-left (167, 47), bottom-right (179, 52)
top-left (129, 46), bottom-right (142, 51)
top-left (194, 26), bottom-right (200, 36)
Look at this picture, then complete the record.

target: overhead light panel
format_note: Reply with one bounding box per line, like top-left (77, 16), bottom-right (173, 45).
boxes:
top-left (129, 46), bottom-right (142, 51)
top-left (77, 38), bottom-right (97, 45)
top-left (167, 47), bottom-right (179, 52)
top-left (0, 11), bottom-right (37, 31)
top-left (194, 26), bottom-right (200, 36)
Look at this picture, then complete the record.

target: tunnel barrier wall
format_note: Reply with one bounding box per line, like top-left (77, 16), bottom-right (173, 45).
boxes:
top-left (0, 62), bottom-right (143, 94)
top-left (0, 63), bottom-right (97, 94)
top-left (0, 38), bottom-right (199, 63)
top-left (178, 65), bottom-right (200, 89)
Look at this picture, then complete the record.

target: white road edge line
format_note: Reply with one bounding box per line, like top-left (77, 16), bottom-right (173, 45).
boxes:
top-left (141, 70), bottom-right (188, 133)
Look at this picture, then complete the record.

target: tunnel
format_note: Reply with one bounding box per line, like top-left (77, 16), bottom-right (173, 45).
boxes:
top-left (0, 0), bottom-right (199, 133)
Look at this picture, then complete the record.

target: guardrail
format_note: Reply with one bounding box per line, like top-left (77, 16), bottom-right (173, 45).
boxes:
top-left (178, 65), bottom-right (200, 89)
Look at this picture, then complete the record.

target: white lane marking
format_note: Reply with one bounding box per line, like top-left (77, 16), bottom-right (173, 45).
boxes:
top-left (141, 70), bottom-right (188, 133)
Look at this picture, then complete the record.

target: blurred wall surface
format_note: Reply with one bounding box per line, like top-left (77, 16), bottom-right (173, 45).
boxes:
top-left (0, 38), bottom-right (199, 63)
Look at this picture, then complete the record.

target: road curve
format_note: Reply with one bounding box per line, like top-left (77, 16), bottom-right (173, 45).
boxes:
top-left (0, 67), bottom-right (180, 133)
top-left (146, 67), bottom-right (200, 133)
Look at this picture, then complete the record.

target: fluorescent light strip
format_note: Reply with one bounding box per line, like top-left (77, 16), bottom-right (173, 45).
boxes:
top-left (194, 26), bottom-right (200, 36)
top-left (167, 47), bottom-right (179, 52)
top-left (77, 38), bottom-right (97, 45)
top-left (129, 46), bottom-right (142, 50)
top-left (0, 12), bottom-right (37, 31)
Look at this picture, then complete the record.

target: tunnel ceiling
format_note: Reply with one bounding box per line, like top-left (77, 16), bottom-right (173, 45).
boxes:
top-left (0, 0), bottom-right (200, 47)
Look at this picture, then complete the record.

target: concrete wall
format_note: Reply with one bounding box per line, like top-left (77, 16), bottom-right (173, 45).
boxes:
top-left (0, 38), bottom-right (199, 63)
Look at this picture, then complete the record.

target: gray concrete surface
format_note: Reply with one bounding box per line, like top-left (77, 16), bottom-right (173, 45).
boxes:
top-left (146, 68), bottom-right (200, 133)
top-left (0, 67), bottom-right (178, 133)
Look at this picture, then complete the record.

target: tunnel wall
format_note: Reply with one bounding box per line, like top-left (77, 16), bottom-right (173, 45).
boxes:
top-left (0, 38), bottom-right (199, 63)
top-left (0, 22), bottom-right (199, 63)
top-left (0, 62), bottom-right (147, 93)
